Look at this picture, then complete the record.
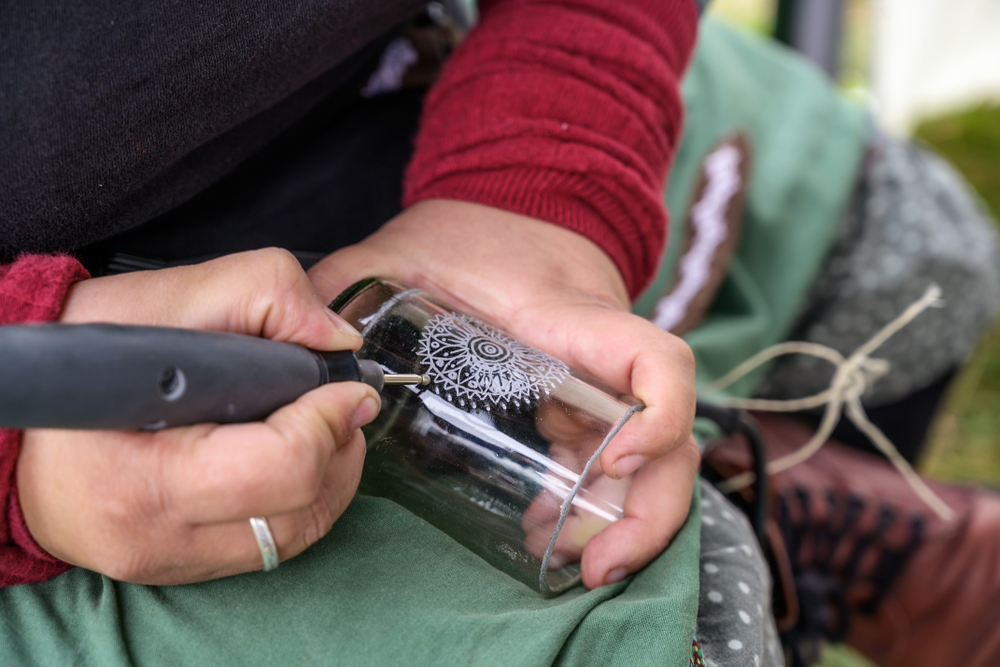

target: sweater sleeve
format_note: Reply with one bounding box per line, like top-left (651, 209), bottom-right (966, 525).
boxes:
top-left (1, 254), bottom-right (89, 587)
top-left (403, 0), bottom-right (699, 298)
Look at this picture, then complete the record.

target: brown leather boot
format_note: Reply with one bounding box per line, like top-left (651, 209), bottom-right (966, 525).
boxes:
top-left (702, 411), bottom-right (1000, 667)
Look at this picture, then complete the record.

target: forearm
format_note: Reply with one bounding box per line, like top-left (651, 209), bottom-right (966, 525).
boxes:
top-left (404, 0), bottom-right (699, 298)
top-left (0, 255), bottom-right (89, 586)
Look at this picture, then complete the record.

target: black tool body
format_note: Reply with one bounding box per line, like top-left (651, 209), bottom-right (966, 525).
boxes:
top-left (0, 324), bottom-right (382, 430)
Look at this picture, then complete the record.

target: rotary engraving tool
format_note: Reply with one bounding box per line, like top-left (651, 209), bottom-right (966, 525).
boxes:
top-left (0, 323), bottom-right (428, 430)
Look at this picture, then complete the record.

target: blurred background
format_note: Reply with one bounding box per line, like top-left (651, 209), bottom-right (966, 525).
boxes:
top-left (706, 1), bottom-right (1000, 665)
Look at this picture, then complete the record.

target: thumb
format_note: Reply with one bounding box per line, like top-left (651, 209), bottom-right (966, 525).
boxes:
top-left (205, 249), bottom-right (364, 352)
top-left (58, 249), bottom-right (363, 354)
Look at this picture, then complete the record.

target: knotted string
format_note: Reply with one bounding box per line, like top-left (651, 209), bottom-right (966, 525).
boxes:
top-left (701, 284), bottom-right (955, 521)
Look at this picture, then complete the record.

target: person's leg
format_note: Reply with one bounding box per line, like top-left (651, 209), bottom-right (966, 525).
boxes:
top-left (696, 482), bottom-right (786, 667)
top-left (703, 412), bottom-right (1000, 667)
top-left (791, 368), bottom-right (957, 464)
top-left (0, 492), bottom-right (705, 667)
top-left (754, 137), bottom-right (1000, 463)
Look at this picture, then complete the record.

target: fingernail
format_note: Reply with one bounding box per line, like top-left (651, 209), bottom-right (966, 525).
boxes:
top-left (325, 308), bottom-right (362, 339)
top-left (603, 567), bottom-right (629, 586)
top-left (352, 396), bottom-right (381, 430)
top-left (612, 454), bottom-right (647, 479)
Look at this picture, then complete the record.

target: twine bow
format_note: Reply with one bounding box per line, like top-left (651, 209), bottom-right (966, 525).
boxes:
top-left (702, 284), bottom-right (954, 521)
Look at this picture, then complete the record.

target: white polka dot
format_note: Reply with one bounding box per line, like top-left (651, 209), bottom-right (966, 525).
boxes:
top-left (754, 655), bottom-right (760, 667)
top-left (740, 544), bottom-right (753, 556)
top-left (739, 610), bottom-right (752, 624)
top-left (703, 516), bottom-right (717, 526)
top-left (706, 660), bottom-right (719, 667)
top-left (702, 499), bottom-right (713, 507)
top-left (738, 581), bottom-right (751, 594)
top-left (728, 639), bottom-right (743, 650)
top-left (708, 591), bottom-right (723, 603)
top-left (704, 563), bottom-right (719, 574)
top-left (757, 603), bottom-right (764, 616)
top-left (721, 509), bottom-right (734, 521)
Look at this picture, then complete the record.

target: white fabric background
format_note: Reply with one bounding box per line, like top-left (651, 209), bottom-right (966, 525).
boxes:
top-left (873, 0), bottom-right (1000, 134)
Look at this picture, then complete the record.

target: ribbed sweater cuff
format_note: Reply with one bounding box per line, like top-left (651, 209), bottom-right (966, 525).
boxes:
top-left (404, 0), bottom-right (698, 297)
top-left (0, 254), bottom-right (89, 586)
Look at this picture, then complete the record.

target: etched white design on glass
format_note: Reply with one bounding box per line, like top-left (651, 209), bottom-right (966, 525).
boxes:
top-left (417, 313), bottom-right (569, 410)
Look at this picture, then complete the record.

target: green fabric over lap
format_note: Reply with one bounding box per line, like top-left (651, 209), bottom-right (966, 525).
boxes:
top-left (1, 490), bottom-right (700, 666)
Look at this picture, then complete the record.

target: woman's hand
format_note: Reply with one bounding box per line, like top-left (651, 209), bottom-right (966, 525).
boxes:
top-left (308, 200), bottom-right (699, 589)
top-left (17, 249), bottom-right (380, 584)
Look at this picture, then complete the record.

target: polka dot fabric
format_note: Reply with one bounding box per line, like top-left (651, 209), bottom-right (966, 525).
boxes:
top-left (694, 483), bottom-right (784, 667)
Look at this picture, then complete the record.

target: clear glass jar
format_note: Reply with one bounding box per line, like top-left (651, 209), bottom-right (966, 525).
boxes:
top-left (332, 279), bottom-right (640, 595)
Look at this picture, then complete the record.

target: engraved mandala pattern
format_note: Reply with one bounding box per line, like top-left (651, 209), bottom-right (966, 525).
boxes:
top-left (417, 313), bottom-right (569, 410)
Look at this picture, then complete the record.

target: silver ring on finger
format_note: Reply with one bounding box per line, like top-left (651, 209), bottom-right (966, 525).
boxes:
top-left (249, 517), bottom-right (279, 572)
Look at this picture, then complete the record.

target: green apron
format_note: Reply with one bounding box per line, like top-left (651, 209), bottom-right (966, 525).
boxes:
top-left (636, 20), bottom-right (869, 400)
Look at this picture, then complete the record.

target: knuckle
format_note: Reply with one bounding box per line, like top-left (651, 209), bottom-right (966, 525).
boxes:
top-left (665, 334), bottom-right (696, 372)
top-left (345, 431), bottom-right (367, 488)
top-left (245, 248), bottom-right (315, 331)
top-left (100, 466), bottom-right (171, 533)
top-left (254, 246), bottom-right (299, 271)
top-left (280, 438), bottom-right (326, 508)
top-left (309, 386), bottom-right (364, 445)
top-left (329, 409), bottom-right (360, 448)
top-left (298, 500), bottom-right (335, 551)
top-left (675, 436), bottom-right (702, 469)
top-left (104, 549), bottom-right (158, 584)
top-left (258, 247), bottom-right (305, 290)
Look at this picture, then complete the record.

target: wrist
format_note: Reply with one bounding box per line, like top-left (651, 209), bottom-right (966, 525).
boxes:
top-left (0, 255), bottom-right (89, 326)
top-left (374, 199), bottom-right (631, 316)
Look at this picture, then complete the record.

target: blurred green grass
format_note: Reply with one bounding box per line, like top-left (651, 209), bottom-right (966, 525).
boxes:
top-left (916, 104), bottom-right (1000, 487)
top-left (916, 105), bottom-right (1000, 226)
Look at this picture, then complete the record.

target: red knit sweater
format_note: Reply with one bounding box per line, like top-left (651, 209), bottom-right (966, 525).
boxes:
top-left (0, 0), bottom-right (697, 585)
top-left (405, 0), bottom-right (696, 297)
top-left (0, 256), bottom-right (89, 586)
